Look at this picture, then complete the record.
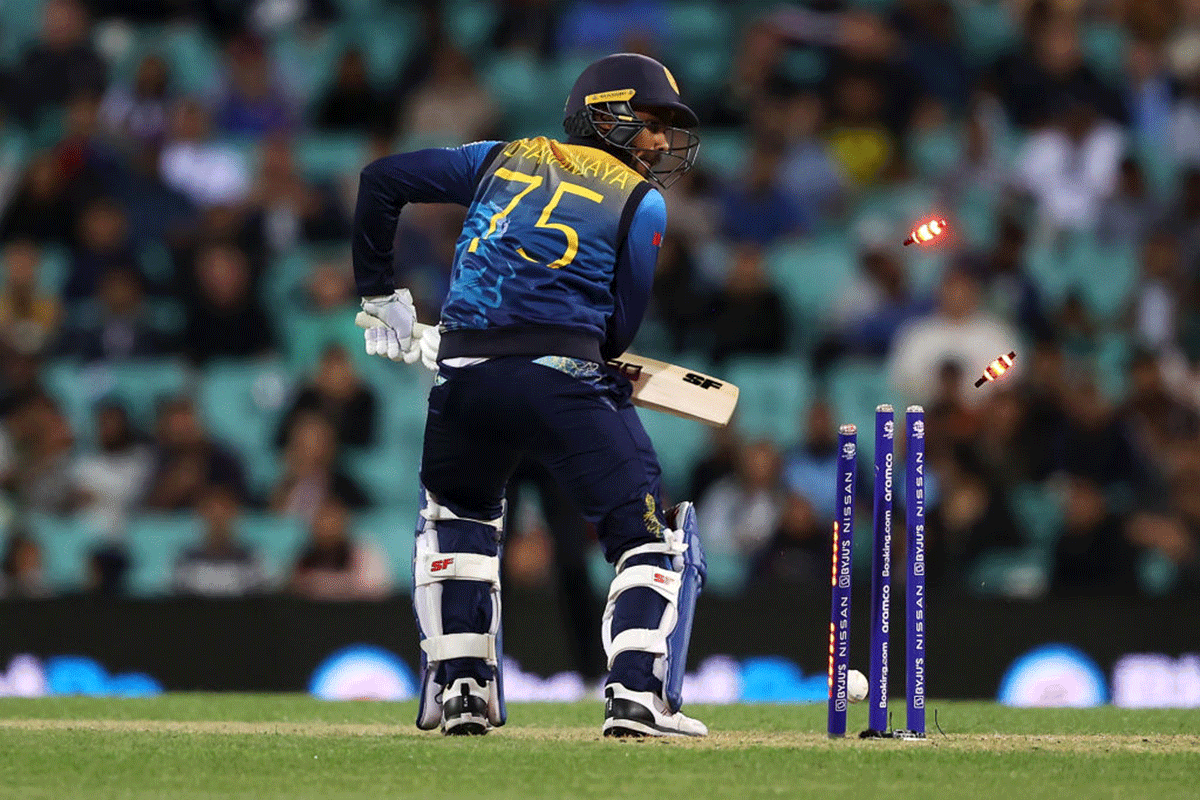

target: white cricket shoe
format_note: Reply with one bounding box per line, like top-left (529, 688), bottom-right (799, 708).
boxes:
top-left (602, 683), bottom-right (708, 738)
top-left (441, 678), bottom-right (491, 736)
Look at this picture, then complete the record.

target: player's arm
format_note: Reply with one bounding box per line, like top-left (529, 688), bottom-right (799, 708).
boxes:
top-left (352, 141), bottom-right (503, 360)
top-left (603, 188), bottom-right (667, 360)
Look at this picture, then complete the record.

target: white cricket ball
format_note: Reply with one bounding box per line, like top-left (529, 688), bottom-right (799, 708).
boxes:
top-left (847, 669), bottom-right (869, 704)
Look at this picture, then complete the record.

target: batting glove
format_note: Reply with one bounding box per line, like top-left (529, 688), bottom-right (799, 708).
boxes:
top-left (417, 323), bottom-right (440, 371)
top-left (356, 289), bottom-right (417, 362)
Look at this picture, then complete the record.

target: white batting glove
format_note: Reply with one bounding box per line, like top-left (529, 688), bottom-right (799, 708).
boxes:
top-left (356, 289), bottom-right (417, 362)
top-left (417, 323), bottom-right (440, 371)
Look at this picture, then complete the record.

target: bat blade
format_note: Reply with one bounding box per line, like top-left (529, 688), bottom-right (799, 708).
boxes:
top-left (607, 353), bottom-right (739, 427)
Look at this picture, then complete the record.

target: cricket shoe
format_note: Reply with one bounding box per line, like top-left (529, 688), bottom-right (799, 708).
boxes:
top-left (602, 684), bottom-right (708, 738)
top-left (441, 678), bottom-right (490, 736)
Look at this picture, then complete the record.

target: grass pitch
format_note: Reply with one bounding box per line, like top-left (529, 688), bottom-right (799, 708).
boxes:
top-left (1, 696), bottom-right (1197, 800)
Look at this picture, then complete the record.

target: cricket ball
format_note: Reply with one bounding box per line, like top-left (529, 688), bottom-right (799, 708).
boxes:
top-left (847, 669), bottom-right (869, 704)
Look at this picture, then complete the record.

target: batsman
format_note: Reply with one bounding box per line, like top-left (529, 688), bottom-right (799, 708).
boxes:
top-left (352, 53), bottom-right (708, 736)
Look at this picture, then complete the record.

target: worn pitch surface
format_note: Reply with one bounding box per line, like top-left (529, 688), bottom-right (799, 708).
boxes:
top-left (1, 697), bottom-right (1197, 799)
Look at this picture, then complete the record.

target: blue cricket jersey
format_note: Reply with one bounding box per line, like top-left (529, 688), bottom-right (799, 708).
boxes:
top-left (353, 137), bottom-right (666, 361)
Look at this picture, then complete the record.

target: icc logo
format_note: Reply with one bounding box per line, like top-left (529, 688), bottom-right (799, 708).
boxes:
top-left (913, 420), bottom-right (925, 439)
top-left (883, 420), bottom-right (894, 438)
top-left (842, 442), bottom-right (856, 458)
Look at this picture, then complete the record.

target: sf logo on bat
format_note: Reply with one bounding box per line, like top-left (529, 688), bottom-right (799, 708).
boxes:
top-left (683, 372), bottom-right (723, 390)
top-left (607, 359), bottom-right (644, 380)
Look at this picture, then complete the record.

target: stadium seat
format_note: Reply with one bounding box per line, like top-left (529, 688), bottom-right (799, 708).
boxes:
top-left (638, 407), bottom-right (713, 500)
top-left (694, 130), bottom-right (748, 180)
top-left (351, 8), bottom-right (418, 87)
top-left (826, 359), bottom-right (893, 463)
top-left (196, 359), bottom-right (292, 495)
top-left (969, 548), bottom-right (1051, 599)
top-left (1081, 23), bottom-right (1128, 86)
top-left (235, 513), bottom-right (309, 586)
top-left (295, 133), bottom-right (366, 180)
top-left (723, 356), bottom-right (812, 444)
top-left (906, 126), bottom-right (964, 182)
top-left (24, 513), bottom-right (111, 593)
top-left (41, 359), bottom-right (191, 446)
top-left (342, 439), bottom-right (424, 508)
top-left (1008, 482), bottom-right (1064, 546)
top-left (954, 0), bottom-right (1020, 67)
top-left (271, 25), bottom-right (348, 107)
top-left (443, 0), bottom-right (498, 55)
top-left (126, 513), bottom-right (205, 597)
top-left (764, 233), bottom-right (857, 330)
top-left (352, 505), bottom-right (416, 592)
top-left (161, 25), bottom-right (221, 96)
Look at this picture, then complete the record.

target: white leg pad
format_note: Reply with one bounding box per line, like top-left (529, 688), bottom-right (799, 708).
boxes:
top-left (413, 490), bottom-right (505, 730)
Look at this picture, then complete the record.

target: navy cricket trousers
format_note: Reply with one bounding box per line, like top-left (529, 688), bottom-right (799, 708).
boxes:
top-left (419, 355), bottom-right (670, 692)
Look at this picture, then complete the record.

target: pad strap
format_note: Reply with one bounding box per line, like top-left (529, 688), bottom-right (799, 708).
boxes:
top-left (421, 632), bottom-right (498, 663)
top-left (607, 564), bottom-right (683, 605)
top-left (607, 629), bottom-right (669, 660)
top-left (414, 552), bottom-right (500, 587)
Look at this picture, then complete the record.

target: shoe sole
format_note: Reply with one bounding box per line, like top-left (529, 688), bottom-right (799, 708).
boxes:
top-left (602, 718), bottom-right (701, 738)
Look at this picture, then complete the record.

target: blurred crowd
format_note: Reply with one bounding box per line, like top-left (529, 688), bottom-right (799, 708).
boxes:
top-left (1, 0), bottom-right (1199, 601)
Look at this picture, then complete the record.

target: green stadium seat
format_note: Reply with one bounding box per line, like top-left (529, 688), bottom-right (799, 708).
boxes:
top-left (906, 126), bottom-right (963, 182)
top-left (343, 440), bottom-right (424, 508)
top-left (41, 359), bottom-right (190, 445)
top-left (0, 241), bottom-right (67, 294)
top-left (483, 53), bottom-right (561, 140)
top-left (24, 513), bottom-right (111, 593)
top-left (954, 0), bottom-right (1019, 68)
top-left (196, 359), bottom-right (292, 494)
top-left (235, 513), bottom-right (309, 585)
top-left (694, 129), bottom-right (747, 180)
top-left (638, 407), bottom-right (713, 499)
top-left (969, 548), bottom-right (1051, 598)
top-left (1081, 23), bottom-right (1128, 85)
top-left (1133, 135), bottom-right (1182, 200)
top-left (724, 357), bottom-right (812, 444)
top-left (271, 25), bottom-right (348, 107)
top-left (161, 25), bottom-right (221, 96)
top-left (352, 505), bottom-right (417, 592)
top-left (764, 233), bottom-right (857, 329)
top-left (126, 513), bottom-right (204, 596)
top-left (1008, 482), bottom-right (1064, 546)
top-left (295, 133), bottom-right (366, 180)
top-left (1138, 550), bottom-right (1180, 596)
top-left (826, 359), bottom-right (892, 462)
top-left (443, 0), bottom-right (498, 54)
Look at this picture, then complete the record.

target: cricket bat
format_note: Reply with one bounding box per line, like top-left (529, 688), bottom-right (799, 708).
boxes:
top-left (356, 316), bottom-right (739, 427)
top-left (606, 353), bottom-right (739, 428)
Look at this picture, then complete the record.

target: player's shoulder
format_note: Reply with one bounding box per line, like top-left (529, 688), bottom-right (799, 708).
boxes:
top-left (496, 136), bottom-right (649, 191)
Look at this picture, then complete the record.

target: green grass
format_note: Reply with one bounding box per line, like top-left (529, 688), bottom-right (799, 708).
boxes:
top-left (0, 696), bottom-right (1197, 799)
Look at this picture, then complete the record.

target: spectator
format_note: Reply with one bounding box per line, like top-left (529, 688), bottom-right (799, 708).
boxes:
top-left (100, 53), bottom-right (174, 146)
top-left (313, 49), bottom-right (392, 135)
top-left (85, 544), bottom-right (130, 596)
top-left (57, 266), bottom-right (164, 361)
top-left (159, 99), bottom-right (251, 208)
top-left (0, 531), bottom-right (48, 598)
top-left (402, 44), bottom-right (499, 146)
top-left (1125, 38), bottom-right (1175, 146)
top-left (276, 345), bottom-right (376, 450)
top-left (1097, 158), bottom-right (1163, 245)
top-left (0, 240), bottom-right (62, 356)
top-left (648, 233), bottom-right (708, 353)
top-left (1170, 70), bottom-right (1200, 166)
top-left (894, 0), bottom-right (971, 113)
top-left (772, 91), bottom-right (843, 227)
top-left (65, 197), bottom-right (142, 301)
top-left (72, 402), bottom-right (153, 535)
top-left (0, 152), bottom-right (80, 244)
top-left (752, 491), bottom-right (830, 585)
top-left (243, 136), bottom-right (350, 255)
top-left (824, 69), bottom-right (895, 188)
top-left (688, 425), bottom-right (741, 506)
top-left (705, 21), bottom-right (785, 128)
top-left (817, 239), bottom-right (933, 372)
top-left (109, 146), bottom-right (197, 253)
top-left (696, 439), bottom-right (784, 558)
top-left (969, 217), bottom-right (1052, 341)
top-left (708, 244), bottom-right (789, 365)
top-left (172, 483), bottom-right (267, 597)
top-left (1131, 230), bottom-right (1184, 352)
top-left (557, 0), bottom-right (669, 55)
top-left (781, 399), bottom-right (840, 521)
top-left (289, 498), bottom-right (389, 599)
top-left (924, 452), bottom-right (1023, 590)
top-left (926, 360), bottom-right (983, 462)
top-left (1051, 474), bottom-right (1139, 591)
top-left (492, 0), bottom-right (560, 60)
top-left (6, 0), bottom-right (107, 127)
top-left (214, 34), bottom-right (297, 136)
top-left (1166, 168), bottom-right (1200, 269)
top-left (970, 388), bottom-right (1040, 489)
top-left (181, 242), bottom-right (275, 364)
top-left (719, 141), bottom-right (809, 244)
top-left (993, 7), bottom-right (1124, 128)
top-left (143, 397), bottom-right (249, 510)
top-left (1054, 372), bottom-right (1153, 493)
top-left (888, 268), bottom-right (1018, 404)
top-left (1014, 97), bottom-right (1125, 233)
top-left (1121, 350), bottom-right (1199, 472)
top-left (8, 394), bottom-right (84, 513)
top-left (270, 411), bottom-right (370, 524)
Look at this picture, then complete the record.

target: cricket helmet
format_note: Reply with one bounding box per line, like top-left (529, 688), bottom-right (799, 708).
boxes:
top-left (563, 53), bottom-right (700, 188)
